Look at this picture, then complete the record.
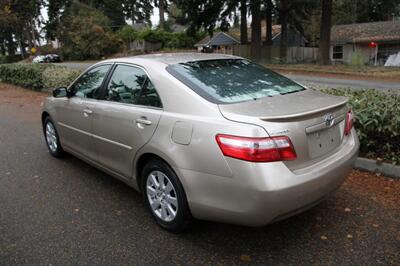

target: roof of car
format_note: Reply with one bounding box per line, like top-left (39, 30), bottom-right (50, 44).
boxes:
top-left (102, 53), bottom-right (242, 65)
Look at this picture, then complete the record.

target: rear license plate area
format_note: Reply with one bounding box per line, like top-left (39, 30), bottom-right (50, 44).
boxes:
top-left (307, 124), bottom-right (341, 158)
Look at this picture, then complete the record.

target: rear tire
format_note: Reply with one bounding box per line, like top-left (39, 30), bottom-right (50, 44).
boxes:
top-left (141, 159), bottom-right (192, 233)
top-left (43, 116), bottom-right (65, 157)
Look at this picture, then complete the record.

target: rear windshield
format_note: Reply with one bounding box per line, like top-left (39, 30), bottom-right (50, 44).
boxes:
top-left (166, 59), bottom-right (305, 104)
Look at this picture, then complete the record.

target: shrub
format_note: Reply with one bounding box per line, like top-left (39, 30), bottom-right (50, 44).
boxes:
top-left (118, 27), bottom-right (205, 50)
top-left (139, 29), bottom-right (168, 44)
top-left (350, 51), bottom-right (365, 66)
top-left (117, 25), bottom-right (139, 45)
top-left (0, 64), bottom-right (81, 91)
top-left (42, 67), bottom-right (81, 92)
top-left (319, 88), bottom-right (400, 164)
top-left (0, 63), bottom-right (48, 90)
top-left (0, 54), bottom-right (26, 64)
top-left (165, 32), bottom-right (195, 49)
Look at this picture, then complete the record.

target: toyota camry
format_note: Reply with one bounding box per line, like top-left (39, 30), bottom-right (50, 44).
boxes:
top-left (42, 53), bottom-right (359, 232)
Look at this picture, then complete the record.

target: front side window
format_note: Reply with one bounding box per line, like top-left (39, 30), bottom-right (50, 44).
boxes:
top-left (333, 45), bottom-right (343, 59)
top-left (166, 59), bottom-right (305, 104)
top-left (104, 65), bottom-right (161, 107)
top-left (72, 65), bottom-right (111, 99)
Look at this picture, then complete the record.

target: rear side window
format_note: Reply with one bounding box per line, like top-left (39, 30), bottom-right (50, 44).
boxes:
top-left (104, 65), bottom-right (161, 108)
top-left (166, 59), bottom-right (305, 104)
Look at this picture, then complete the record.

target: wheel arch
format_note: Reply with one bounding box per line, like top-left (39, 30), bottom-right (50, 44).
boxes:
top-left (134, 151), bottom-right (185, 195)
top-left (135, 153), bottom-right (170, 192)
top-left (41, 111), bottom-right (50, 123)
top-left (41, 111), bottom-right (51, 132)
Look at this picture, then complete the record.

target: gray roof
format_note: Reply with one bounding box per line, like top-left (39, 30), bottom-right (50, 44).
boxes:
top-left (195, 32), bottom-right (240, 47)
top-left (331, 20), bottom-right (400, 44)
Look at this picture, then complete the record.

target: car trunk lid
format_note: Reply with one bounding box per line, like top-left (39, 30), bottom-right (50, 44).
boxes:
top-left (218, 89), bottom-right (349, 170)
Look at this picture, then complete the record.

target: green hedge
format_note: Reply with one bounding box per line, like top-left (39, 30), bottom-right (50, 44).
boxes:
top-left (0, 54), bottom-right (27, 64)
top-left (0, 64), bottom-right (81, 91)
top-left (42, 67), bottom-right (81, 91)
top-left (320, 88), bottom-right (400, 164)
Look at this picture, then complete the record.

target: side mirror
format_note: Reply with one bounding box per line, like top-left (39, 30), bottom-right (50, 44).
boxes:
top-left (52, 87), bottom-right (68, 98)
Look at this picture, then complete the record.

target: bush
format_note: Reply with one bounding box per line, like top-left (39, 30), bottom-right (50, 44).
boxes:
top-left (0, 64), bottom-right (81, 91)
top-left (0, 54), bottom-right (27, 64)
top-left (42, 67), bottom-right (81, 91)
top-left (350, 51), bottom-right (365, 66)
top-left (0, 64), bottom-right (48, 90)
top-left (139, 29), bottom-right (168, 44)
top-left (165, 32), bottom-right (196, 49)
top-left (319, 88), bottom-right (400, 164)
top-left (117, 27), bottom-right (205, 50)
top-left (117, 25), bottom-right (139, 45)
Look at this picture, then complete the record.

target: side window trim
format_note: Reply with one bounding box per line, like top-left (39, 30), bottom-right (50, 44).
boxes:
top-left (97, 63), bottom-right (118, 101)
top-left (68, 63), bottom-right (114, 100)
top-left (99, 62), bottom-right (163, 109)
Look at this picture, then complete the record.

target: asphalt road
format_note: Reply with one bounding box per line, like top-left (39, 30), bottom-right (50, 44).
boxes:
top-left (285, 73), bottom-right (400, 90)
top-left (57, 62), bottom-right (400, 90)
top-left (1, 84), bottom-right (399, 265)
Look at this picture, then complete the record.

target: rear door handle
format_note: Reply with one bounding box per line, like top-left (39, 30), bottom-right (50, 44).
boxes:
top-left (135, 118), bottom-right (152, 126)
top-left (83, 108), bottom-right (93, 117)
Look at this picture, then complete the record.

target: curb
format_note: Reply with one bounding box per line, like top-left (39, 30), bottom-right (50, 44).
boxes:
top-left (354, 157), bottom-right (400, 179)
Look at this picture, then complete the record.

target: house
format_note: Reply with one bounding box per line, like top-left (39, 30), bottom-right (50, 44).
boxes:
top-left (260, 21), bottom-right (308, 47)
top-left (330, 20), bottom-right (400, 65)
top-left (228, 20), bottom-right (308, 47)
top-left (194, 32), bottom-right (240, 54)
top-left (129, 40), bottom-right (162, 53)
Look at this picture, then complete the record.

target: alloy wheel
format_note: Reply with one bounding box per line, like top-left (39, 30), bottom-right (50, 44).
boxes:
top-left (146, 170), bottom-right (179, 222)
top-left (45, 122), bottom-right (58, 153)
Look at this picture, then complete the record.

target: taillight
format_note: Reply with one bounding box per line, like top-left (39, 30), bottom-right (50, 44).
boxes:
top-left (215, 134), bottom-right (297, 162)
top-left (344, 109), bottom-right (354, 136)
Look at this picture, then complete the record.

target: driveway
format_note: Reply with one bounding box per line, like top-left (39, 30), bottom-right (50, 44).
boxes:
top-left (0, 84), bottom-right (399, 265)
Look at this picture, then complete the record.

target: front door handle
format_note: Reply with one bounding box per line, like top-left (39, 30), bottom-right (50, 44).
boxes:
top-left (135, 118), bottom-right (152, 126)
top-left (83, 108), bottom-right (93, 117)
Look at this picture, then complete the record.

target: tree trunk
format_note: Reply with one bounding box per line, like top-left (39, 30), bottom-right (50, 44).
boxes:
top-left (250, 0), bottom-right (261, 60)
top-left (240, 0), bottom-right (248, 44)
top-left (0, 42), bottom-right (5, 56)
top-left (6, 32), bottom-right (16, 55)
top-left (279, 0), bottom-right (288, 62)
top-left (233, 10), bottom-right (239, 28)
top-left (265, 0), bottom-right (272, 45)
top-left (318, 0), bottom-right (332, 65)
top-left (20, 41), bottom-right (26, 58)
top-left (159, 0), bottom-right (165, 29)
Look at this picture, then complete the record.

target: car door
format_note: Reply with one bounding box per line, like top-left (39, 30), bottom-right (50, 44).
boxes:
top-left (92, 64), bottom-right (163, 178)
top-left (55, 64), bottom-right (112, 161)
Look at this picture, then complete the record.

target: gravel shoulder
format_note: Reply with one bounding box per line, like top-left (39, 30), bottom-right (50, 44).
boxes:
top-left (0, 83), bottom-right (399, 265)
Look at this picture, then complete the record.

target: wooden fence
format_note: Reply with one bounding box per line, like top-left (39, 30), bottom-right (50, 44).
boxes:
top-left (232, 45), bottom-right (319, 63)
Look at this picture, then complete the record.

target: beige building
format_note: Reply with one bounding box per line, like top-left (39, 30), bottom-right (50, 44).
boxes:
top-left (330, 20), bottom-right (400, 65)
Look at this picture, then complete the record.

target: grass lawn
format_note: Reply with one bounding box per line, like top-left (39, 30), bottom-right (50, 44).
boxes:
top-left (265, 63), bottom-right (400, 79)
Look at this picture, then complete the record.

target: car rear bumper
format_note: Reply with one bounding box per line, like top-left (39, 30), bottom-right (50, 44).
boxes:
top-left (179, 129), bottom-right (359, 226)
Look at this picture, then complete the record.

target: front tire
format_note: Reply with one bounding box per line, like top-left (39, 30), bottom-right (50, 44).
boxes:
top-left (141, 159), bottom-right (192, 233)
top-left (43, 116), bottom-right (64, 157)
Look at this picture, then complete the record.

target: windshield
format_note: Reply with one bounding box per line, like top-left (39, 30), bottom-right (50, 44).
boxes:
top-left (166, 59), bottom-right (305, 104)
